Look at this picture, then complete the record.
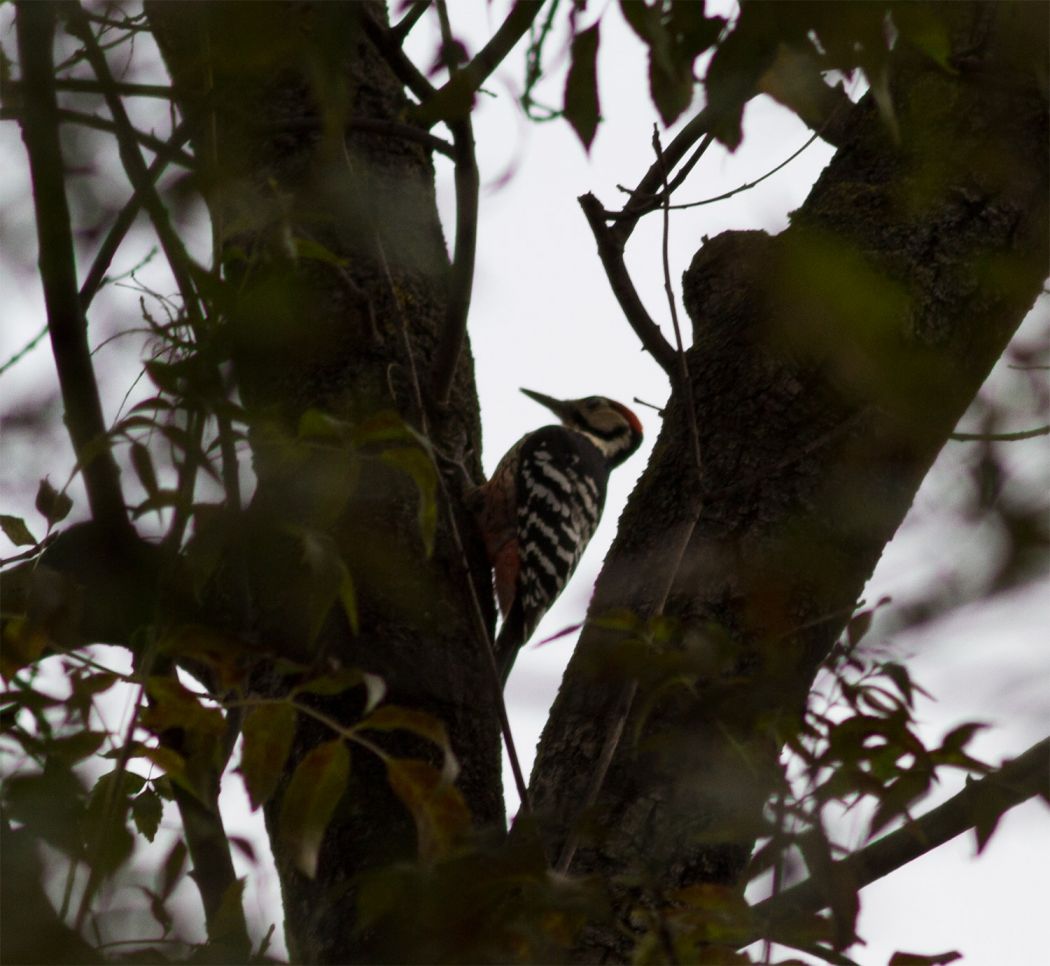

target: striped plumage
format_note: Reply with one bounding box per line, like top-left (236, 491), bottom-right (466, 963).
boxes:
top-left (471, 389), bottom-right (643, 684)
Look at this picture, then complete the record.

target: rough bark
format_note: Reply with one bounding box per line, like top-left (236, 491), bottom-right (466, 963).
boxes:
top-left (145, 3), bottom-right (501, 961)
top-left (530, 3), bottom-right (1049, 960)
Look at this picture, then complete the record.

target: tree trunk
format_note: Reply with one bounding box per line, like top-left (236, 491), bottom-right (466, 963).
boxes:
top-left (147, 3), bottom-right (501, 961)
top-left (530, 3), bottom-right (1049, 960)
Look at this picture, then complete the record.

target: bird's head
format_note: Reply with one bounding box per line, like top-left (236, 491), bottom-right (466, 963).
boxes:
top-left (521, 388), bottom-right (643, 467)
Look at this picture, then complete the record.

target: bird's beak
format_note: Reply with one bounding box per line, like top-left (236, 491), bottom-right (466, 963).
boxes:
top-left (520, 388), bottom-right (572, 421)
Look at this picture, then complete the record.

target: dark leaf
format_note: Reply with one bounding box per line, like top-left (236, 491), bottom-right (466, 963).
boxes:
top-left (0, 514), bottom-right (38, 547)
top-left (35, 478), bottom-right (73, 525)
top-left (889, 952), bottom-right (962, 966)
top-left (564, 23), bottom-right (601, 150)
top-left (131, 787), bottom-right (164, 842)
top-left (130, 442), bottom-right (161, 499)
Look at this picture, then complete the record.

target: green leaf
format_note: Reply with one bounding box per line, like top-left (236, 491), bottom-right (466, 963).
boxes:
top-left (278, 739), bottom-right (350, 878)
top-left (239, 702), bottom-right (297, 810)
top-left (358, 705), bottom-right (457, 781)
top-left (297, 408), bottom-right (349, 440)
top-left (293, 236), bottom-right (349, 268)
top-left (48, 730), bottom-right (107, 764)
top-left (131, 787), bottom-right (164, 842)
top-left (35, 478), bottom-right (73, 525)
top-left (294, 668), bottom-right (386, 712)
top-left (338, 566), bottom-right (359, 634)
top-left (891, 3), bottom-right (954, 72)
top-left (564, 23), bottom-right (601, 150)
top-left (380, 447), bottom-right (437, 556)
top-left (385, 757), bottom-right (470, 860)
top-left (0, 514), bottom-right (38, 547)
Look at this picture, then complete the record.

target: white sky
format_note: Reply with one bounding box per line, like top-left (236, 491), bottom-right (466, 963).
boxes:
top-left (1, 2), bottom-right (1048, 964)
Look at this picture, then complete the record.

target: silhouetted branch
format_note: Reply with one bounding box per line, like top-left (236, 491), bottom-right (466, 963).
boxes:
top-left (391, 0), bottom-right (430, 43)
top-left (431, 1), bottom-right (479, 406)
top-left (579, 192), bottom-right (677, 374)
top-left (753, 737), bottom-right (1050, 930)
top-left (0, 105), bottom-right (195, 165)
top-left (418, 0), bottom-right (544, 127)
top-left (610, 107), bottom-right (712, 247)
top-left (15, 1), bottom-right (129, 535)
top-left (361, 6), bottom-right (436, 103)
top-left (78, 120), bottom-right (194, 311)
top-left (950, 424), bottom-right (1049, 441)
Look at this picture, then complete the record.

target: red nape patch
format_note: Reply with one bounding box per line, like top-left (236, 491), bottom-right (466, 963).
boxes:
top-left (610, 400), bottom-right (643, 438)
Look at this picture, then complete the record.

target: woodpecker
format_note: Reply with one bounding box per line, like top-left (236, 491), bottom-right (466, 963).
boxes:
top-left (471, 388), bottom-right (643, 684)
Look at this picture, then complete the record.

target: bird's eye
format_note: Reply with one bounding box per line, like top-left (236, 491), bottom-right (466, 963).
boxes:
top-left (584, 396), bottom-right (602, 408)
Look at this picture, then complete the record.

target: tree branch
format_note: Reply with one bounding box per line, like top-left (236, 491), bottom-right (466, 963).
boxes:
top-left (949, 424), bottom-right (1050, 442)
top-left (15, 1), bottom-right (130, 536)
top-left (578, 192), bottom-right (678, 374)
top-left (64, 2), bottom-right (204, 330)
top-left (610, 107), bottom-right (712, 247)
top-left (360, 6), bottom-right (436, 104)
top-left (78, 120), bottom-right (194, 311)
top-left (390, 0), bottom-right (430, 44)
top-left (431, 1), bottom-right (479, 406)
top-left (753, 737), bottom-right (1050, 929)
top-left (417, 0), bottom-right (544, 128)
top-left (0, 105), bottom-right (195, 166)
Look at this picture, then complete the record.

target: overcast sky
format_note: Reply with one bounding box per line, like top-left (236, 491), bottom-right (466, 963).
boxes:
top-left (1, 3), bottom-right (1048, 963)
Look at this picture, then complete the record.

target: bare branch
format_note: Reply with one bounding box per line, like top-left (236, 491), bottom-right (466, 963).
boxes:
top-left (78, 120), bottom-right (194, 311)
top-left (15, 1), bottom-right (129, 535)
top-left (610, 107), bottom-right (712, 247)
top-left (418, 0), bottom-right (544, 128)
top-left (390, 0), bottom-right (430, 44)
top-left (0, 105), bottom-right (195, 166)
top-left (753, 737), bottom-right (1050, 930)
top-left (655, 126), bottom-right (702, 476)
top-left (578, 192), bottom-right (678, 374)
top-left (431, 1), bottom-right (480, 406)
top-left (950, 424), bottom-right (1050, 441)
top-left (361, 6), bottom-right (436, 103)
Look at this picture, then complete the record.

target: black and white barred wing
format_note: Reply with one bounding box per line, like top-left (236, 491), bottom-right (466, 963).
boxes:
top-left (514, 428), bottom-right (608, 642)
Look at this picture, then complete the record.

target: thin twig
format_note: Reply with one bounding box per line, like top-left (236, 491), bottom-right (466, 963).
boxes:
top-left (655, 126), bottom-right (702, 476)
top-left (361, 6), bottom-right (436, 103)
top-left (390, 0), bottom-right (430, 43)
top-left (611, 133), bottom-right (715, 221)
top-left (50, 77), bottom-right (174, 98)
top-left (65, 3), bottom-right (205, 332)
top-left (431, 1), bottom-right (480, 406)
top-left (610, 106), bottom-right (711, 247)
top-left (579, 192), bottom-right (678, 374)
top-left (665, 131), bottom-right (820, 212)
top-left (949, 424), bottom-right (1049, 441)
top-left (78, 120), bottom-right (194, 311)
top-left (0, 324), bottom-right (49, 377)
top-left (15, 1), bottom-right (129, 535)
top-left (0, 106), bottom-right (196, 166)
top-left (418, 0), bottom-right (544, 128)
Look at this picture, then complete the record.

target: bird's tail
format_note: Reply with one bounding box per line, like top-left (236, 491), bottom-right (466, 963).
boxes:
top-left (494, 598), bottom-right (527, 686)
